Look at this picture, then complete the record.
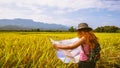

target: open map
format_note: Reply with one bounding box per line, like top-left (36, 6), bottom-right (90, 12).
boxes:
top-left (49, 37), bottom-right (82, 63)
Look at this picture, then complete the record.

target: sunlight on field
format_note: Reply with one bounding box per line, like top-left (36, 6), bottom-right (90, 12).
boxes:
top-left (0, 32), bottom-right (120, 68)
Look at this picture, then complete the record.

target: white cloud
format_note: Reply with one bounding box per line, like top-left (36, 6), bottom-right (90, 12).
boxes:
top-left (0, 0), bottom-right (119, 12)
top-left (0, 0), bottom-right (119, 27)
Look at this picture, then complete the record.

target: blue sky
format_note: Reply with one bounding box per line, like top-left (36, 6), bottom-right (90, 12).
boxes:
top-left (0, 0), bottom-right (120, 28)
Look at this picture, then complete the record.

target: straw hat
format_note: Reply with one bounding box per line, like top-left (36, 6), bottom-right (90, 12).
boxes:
top-left (76, 23), bottom-right (92, 31)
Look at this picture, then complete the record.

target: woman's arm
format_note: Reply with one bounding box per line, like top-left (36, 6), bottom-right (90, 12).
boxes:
top-left (53, 37), bottom-right (85, 50)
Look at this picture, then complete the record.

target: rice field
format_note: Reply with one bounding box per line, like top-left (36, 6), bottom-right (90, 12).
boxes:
top-left (0, 32), bottom-right (120, 68)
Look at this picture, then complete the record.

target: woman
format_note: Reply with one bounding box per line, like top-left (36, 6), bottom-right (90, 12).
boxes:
top-left (53, 23), bottom-right (98, 68)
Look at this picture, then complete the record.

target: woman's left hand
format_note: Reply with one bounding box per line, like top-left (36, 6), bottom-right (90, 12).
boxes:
top-left (53, 44), bottom-right (59, 50)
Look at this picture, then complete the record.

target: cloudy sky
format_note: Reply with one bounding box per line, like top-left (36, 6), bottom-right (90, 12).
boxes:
top-left (0, 0), bottom-right (120, 28)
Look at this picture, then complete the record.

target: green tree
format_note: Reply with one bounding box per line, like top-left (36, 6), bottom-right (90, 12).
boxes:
top-left (68, 26), bottom-right (75, 32)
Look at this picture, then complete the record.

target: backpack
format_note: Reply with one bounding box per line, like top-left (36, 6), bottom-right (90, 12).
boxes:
top-left (82, 43), bottom-right (101, 62)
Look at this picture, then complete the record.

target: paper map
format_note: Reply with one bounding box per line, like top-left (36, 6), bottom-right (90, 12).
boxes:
top-left (49, 37), bottom-right (82, 63)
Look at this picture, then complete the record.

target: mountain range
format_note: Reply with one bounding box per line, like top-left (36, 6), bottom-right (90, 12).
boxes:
top-left (0, 18), bottom-right (69, 30)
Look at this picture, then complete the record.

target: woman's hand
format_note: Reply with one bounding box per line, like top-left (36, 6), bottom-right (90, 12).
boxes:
top-left (53, 44), bottom-right (59, 50)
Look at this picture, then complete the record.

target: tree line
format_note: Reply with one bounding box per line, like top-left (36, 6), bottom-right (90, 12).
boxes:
top-left (68, 26), bottom-right (120, 33)
top-left (0, 26), bottom-right (120, 33)
top-left (94, 26), bottom-right (120, 33)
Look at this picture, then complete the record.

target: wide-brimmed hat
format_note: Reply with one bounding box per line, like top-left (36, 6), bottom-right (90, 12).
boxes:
top-left (76, 23), bottom-right (92, 31)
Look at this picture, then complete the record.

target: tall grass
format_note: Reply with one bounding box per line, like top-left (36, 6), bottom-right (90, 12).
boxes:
top-left (0, 32), bottom-right (120, 68)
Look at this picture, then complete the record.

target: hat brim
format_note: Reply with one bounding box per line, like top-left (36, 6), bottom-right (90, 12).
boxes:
top-left (76, 27), bottom-right (92, 31)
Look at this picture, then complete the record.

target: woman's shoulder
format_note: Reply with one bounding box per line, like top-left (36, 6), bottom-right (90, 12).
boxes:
top-left (76, 36), bottom-right (86, 45)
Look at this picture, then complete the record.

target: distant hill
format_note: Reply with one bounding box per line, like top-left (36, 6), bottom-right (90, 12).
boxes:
top-left (0, 25), bottom-right (30, 30)
top-left (0, 18), bottom-right (69, 30)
